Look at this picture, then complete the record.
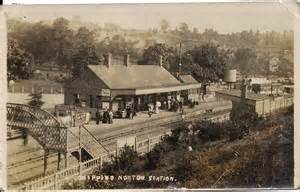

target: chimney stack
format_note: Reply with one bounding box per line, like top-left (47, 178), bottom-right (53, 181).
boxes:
top-left (103, 53), bottom-right (112, 68)
top-left (159, 55), bottom-right (163, 67)
top-left (124, 54), bottom-right (130, 67)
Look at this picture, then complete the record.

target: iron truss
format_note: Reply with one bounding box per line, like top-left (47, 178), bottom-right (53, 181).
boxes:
top-left (7, 103), bottom-right (68, 153)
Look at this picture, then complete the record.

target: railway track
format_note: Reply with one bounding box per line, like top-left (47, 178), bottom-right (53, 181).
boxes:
top-left (99, 108), bottom-right (231, 144)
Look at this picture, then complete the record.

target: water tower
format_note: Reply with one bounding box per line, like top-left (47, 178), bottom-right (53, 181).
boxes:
top-left (224, 69), bottom-right (237, 89)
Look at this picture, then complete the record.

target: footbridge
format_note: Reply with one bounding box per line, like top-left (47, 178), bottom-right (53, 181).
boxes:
top-left (7, 103), bottom-right (109, 176)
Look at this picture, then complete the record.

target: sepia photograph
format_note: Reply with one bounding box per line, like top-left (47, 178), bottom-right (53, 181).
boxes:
top-left (3, 2), bottom-right (296, 190)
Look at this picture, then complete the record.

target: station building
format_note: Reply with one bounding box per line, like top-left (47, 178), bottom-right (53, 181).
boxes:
top-left (64, 54), bottom-right (202, 112)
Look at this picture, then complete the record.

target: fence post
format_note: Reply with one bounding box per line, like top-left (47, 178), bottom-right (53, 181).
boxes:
top-left (54, 172), bottom-right (57, 189)
top-left (116, 143), bottom-right (118, 156)
top-left (22, 86), bottom-right (24, 93)
top-left (148, 136), bottom-right (151, 152)
top-left (79, 162), bottom-right (82, 176)
top-left (12, 85), bottom-right (14, 93)
top-left (61, 87), bottom-right (63, 94)
top-left (32, 87), bottom-right (34, 94)
top-left (134, 137), bottom-right (137, 152)
top-left (100, 156), bottom-right (103, 168)
top-left (41, 87), bottom-right (44, 94)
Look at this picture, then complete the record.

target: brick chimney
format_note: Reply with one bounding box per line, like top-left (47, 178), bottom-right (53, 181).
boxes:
top-left (124, 54), bottom-right (130, 67)
top-left (159, 55), bottom-right (163, 67)
top-left (103, 53), bottom-right (111, 68)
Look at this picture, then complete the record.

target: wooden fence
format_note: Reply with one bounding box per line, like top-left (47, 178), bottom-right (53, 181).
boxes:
top-left (15, 133), bottom-right (166, 190)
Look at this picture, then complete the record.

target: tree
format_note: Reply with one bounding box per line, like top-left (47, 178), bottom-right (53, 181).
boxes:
top-left (183, 43), bottom-right (229, 82)
top-left (17, 21), bottom-right (54, 64)
top-left (97, 34), bottom-right (139, 59)
top-left (233, 48), bottom-right (257, 77)
top-left (52, 17), bottom-right (74, 66)
top-left (160, 19), bottom-right (170, 33)
top-left (139, 43), bottom-right (179, 72)
top-left (202, 28), bottom-right (219, 42)
top-left (7, 38), bottom-right (33, 80)
top-left (71, 27), bottom-right (101, 79)
top-left (179, 22), bottom-right (190, 34)
top-left (28, 92), bottom-right (44, 108)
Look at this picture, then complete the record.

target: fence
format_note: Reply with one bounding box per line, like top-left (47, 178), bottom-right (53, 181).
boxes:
top-left (8, 85), bottom-right (64, 94)
top-left (15, 133), bottom-right (166, 190)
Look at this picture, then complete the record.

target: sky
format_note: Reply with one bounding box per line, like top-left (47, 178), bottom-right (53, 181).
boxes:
top-left (4, 2), bottom-right (294, 33)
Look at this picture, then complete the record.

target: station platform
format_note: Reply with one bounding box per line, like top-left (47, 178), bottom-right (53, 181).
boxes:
top-left (68, 99), bottom-right (231, 141)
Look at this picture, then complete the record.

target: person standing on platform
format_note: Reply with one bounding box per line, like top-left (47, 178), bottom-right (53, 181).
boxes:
top-left (109, 109), bottom-right (114, 124)
top-left (155, 100), bottom-right (161, 114)
top-left (85, 112), bottom-right (91, 124)
top-left (179, 100), bottom-right (183, 112)
top-left (95, 109), bottom-right (101, 125)
top-left (167, 99), bottom-right (171, 111)
top-left (102, 108), bottom-right (109, 124)
top-left (126, 106), bottom-right (130, 119)
top-left (148, 103), bottom-right (153, 117)
top-left (162, 100), bottom-right (167, 110)
top-left (173, 100), bottom-right (179, 112)
top-left (129, 105), bottom-right (134, 119)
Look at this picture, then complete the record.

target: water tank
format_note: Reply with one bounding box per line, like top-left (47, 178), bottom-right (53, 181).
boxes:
top-left (224, 69), bottom-right (237, 83)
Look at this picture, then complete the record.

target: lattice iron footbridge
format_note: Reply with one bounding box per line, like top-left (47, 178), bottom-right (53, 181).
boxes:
top-left (7, 103), bottom-right (109, 176)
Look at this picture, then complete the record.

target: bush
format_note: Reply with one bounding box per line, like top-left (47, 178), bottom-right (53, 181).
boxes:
top-left (175, 153), bottom-right (201, 182)
top-left (28, 92), bottom-right (44, 108)
top-left (229, 103), bottom-right (261, 141)
top-left (101, 145), bottom-right (142, 175)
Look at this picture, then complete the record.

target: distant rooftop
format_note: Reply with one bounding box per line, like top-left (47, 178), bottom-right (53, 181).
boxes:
top-left (179, 75), bottom-right (199, 84)
top-left (216, 89), bottom-right (269, 101)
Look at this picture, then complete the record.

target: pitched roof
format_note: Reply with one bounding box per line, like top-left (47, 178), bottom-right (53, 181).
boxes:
top-left (179, 75), bottom-right (199, 84)
top-left (87, 64), bottom-right (182, 89)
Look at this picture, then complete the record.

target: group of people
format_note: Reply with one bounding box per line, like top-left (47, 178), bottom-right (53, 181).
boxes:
top-left (115, 105), bottom-right (137, 119)
top-left (95, 108), bottom-right (113, 125)
top-left (163, 98), bottom-right (183, 112)
top-left (93, 97), bottom-right (189, 123)
top-left (147, 98), bottom-right (184, 118)
top-left (125, 105), bottom-right (136, 119)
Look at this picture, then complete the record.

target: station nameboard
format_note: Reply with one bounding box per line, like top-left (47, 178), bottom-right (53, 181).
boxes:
top-left (101, 89), bottom-right (111, 96)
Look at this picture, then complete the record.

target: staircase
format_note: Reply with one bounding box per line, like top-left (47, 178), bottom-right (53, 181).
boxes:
top-left (67, 125), bottom-right (109, 159)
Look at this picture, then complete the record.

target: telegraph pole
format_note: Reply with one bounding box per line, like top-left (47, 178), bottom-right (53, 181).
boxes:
top-left (78, 121), bottom-right (82, 174)
top-left (178, 42), bottom-right (183, 77)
